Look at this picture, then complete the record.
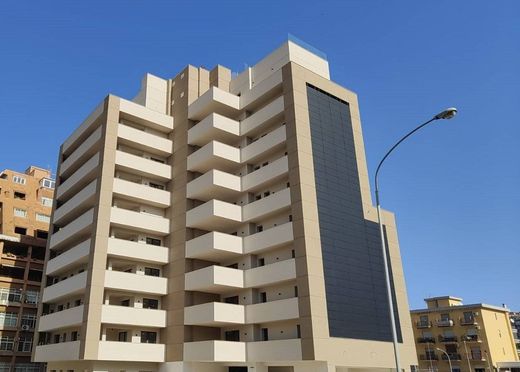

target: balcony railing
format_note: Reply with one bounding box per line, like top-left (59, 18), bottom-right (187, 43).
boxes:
top-left (441, 353), bottom-right (461, 361)
top-left (419, 354), bottom-right (438, 361)
top-left (470, 353), bottom-right (486, 361)
top-left (461, 335), bottom-right (481, 342)
top-left (417, 337), bottom-right (436, 344)
top-left (436, 319), bottom-right (454, 327)
top-left (438, 336), bottom-right (458, 343)
top-left (416, 320), bottom-right (433, 328)
top-left (460, 316), bottom-right (478, 326)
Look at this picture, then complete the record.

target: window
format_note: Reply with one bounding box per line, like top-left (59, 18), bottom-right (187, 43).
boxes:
top-left (261, 328), bottom-right (269, 341)
top-left (144, 267), bottom-right (160, 277)
top-left (17, 336), bottom-right (32, 352)
top-left (21, 314), bottom-right (36, 329)
top-left (0, 336), bottom-right (14, 351)
top-left (24, 291), bottom-right (39, 304)
top-left (141, 331), bottom-right (157, 344)
top-left (296, 324), bottom-right (301, 338)
top-left (143, 298), bottom-right (159, 309)
top-left (0, 312), bottom-right (18, 327)
top-left (13, 176), bottom-right (26, 185)
top-left (118, 332), bottom-right (127, 342)
top-left (0, 288), bottom-right (22, 304)
top-left (53, 334), bottom-right (60, 344)
top-left (71, 331), bottom-right (78, 341)
top-left (256, 225), bottom-right (263, 233)
top-left (14, 208), bottom-right (27, 218)
top-left (35, 230), bottom-right (48, 239)
top-left (14, 192), bottom-right (26, 200)
top-left (289, 214), bottom-right (293, 222)
top-left (294, 286), bottom-right (298, 297)
top-left (14, 227), bottom-right (27, 235)
top-left (260, 292), bottom-right (267, 303)
top-left (41, 197), bottom-right (53, 207)
top-left (224, 296), bottom-right (239, 304)
top-left (36, 214), bottom-right (50, 223)
top-left (149, 182), bottom-right (165, 190)
top-left (40, 178), bottom-right (55, 189)
top-left (145, 237), bottom-right (161, 246)
top-left (440, 313), bottom-right (450, 321)
top-left (258, 258), bottom-right (265, 267)
top-left (291, 249), bottom-right (295, 258)
top-left (224, 330), bottom-right (240, 342)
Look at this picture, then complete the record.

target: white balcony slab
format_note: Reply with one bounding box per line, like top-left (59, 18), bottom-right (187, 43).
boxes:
top-left (62, 100), bottom-right (103, 155)
top-left (187, 170), bottom-right (240, 202)
top-left (56, 152), bottom-right (99, 200)
top-left (53, 180), bottom-right (97, 225)
top-left (245, 259), bottom-right (296, 288)
top-left (186, 199), bottom-right (241, 231)
top-left (50, 208), bottom-right (94, 250)
top-left (185, 231), bottom-right (242, 261)
top-left (242, 156), bottom-right (288, 192)
top-left (241, 95), bottom-right (285, 137)
top-left (38, 305), bottom-right (84, 332)
top-left (60, 126), bottom-right (102, 178)
top-left (243, 222), bottom-right (293, 255)
top-left (247, 339), bottom-right (302, 362)
top-left (242, 188), bottom-right (291, 222)
top-left (104, 270), bottom-right (167, 295)
top-left (187, 141), bottom-right (240, 173)
top-left (241, 125), bottom-right (287, 163)
top-left (97, 341), bottom-right (165, 362)
top-left (46, 239), bottom-right (91, 276)
top-left (117, 123), bottom-right (172, 156)
top-left (184, 340), bottom-right (246, 362)
top-left (185, 265), bottom-right (243, 293)
top-left (120, 97), bottom-right (173, 132)
top-left (184, 302), bottom-right (245, 326)
top-left (113, 178), bottom-right (171, 208)
top-left (246, 298), bottom-right (299, 324)
top-left (101, 305), bottom-right (166, 328)
top-left (188, 113), bottom-right (240, 146)
top-left (33, 341), bottom-right (81, 362)
top-left (115, 150), bottom-right (171, 181)
top-left (188, 87), bottom-right (240, 121)
top-left (107, 237), bottom-right (168, 264)
top-left (42, 271), bottom-right (88, 303)
top-left (110, 207), bottom-right (170, 236)
top-left (240, 70), bottom-right (283, 110)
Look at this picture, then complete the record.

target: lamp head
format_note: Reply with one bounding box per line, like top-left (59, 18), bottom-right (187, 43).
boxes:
top-left (434, 107), bottom-right (458, 120)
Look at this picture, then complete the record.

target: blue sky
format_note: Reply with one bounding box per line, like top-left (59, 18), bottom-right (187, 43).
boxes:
top-left (1, 1), bottom-right (519, 310)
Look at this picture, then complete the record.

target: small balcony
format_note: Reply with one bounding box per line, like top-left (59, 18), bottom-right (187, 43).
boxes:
top-left (242, 187), bottom-right (291, 222)
top-left (243, 222), bottom-right (293, 255)
top-left (460, 316), bottom-right (478, 326)
top-left (53, 179), bottom-right (97, 225)
top-left (438, 335), bottom-right (458, 343)
top-left (33, 341), bottom-right (81, 362)
top-left (38, 305), bottom-right (84, 332)
top-left (441, 353), bottom-right (461, 361)
top-left (119, 97), bottom-right (174, 133)
top-left (461, 335), bottom-right (482, 343)
top-left (110, 206), bottom-right (170, 236)
top-left (49, 208), bottom-right (94, 250)
top-left (416, 320), bottom-right (432, 329)
top-left (104, 270), bottom-right (167, 296)
top-left (60, 126), bottom-right (102, 178)
top-left (244, 258), bottom-right (296, 288)
top-left (188, 113), bottom-right (240, 146)
top-left (187, 141), bottom-right (240, 173)
top-left (417, 337), bottom-right (436, 344)
top-left (241, 125), bottom-right (287, 163)
top-left (107, 237), bottom-right (168, 264)
top-left (436, 319), bottom-right (454, 327)
top-left (42, 271), bottom-right (88, 303)
top-left (188, 86), bottom-right (240, 121)
top-left (185, 265), bottom-right (243, 293)
top-left (246, 297), bottom-right (299, 324)
top-left (56, 152), bottom-right (99, 201)
top-left (46, 239), bottom-right (91, 276)
top-left (112, 178), bottom-right (171, 208)
top-left (115, 150), bottom-right (171, 181)
top-left (247, 339), bottom-right (302, 362)
top-left (185, 231), bottom-right (242, 261)
top-left (186, 199), bottom-right (241, 231)
top-left (117, 123), bottom-right (172, 156)
top-left (183, 340), bottom-right (246, 362)
top-left (240, 95), bottom-right (284, 137)
top-left (184, 302), bottom-right (245, 326)
top-left (97, 341), bottom-right (165, 362)
top-left (100, 305), bottom-right (166, 328)
top-left (469, 353), bottom-right (486, 361)
top-left (186, 169), bottom-right (240, 202)
top-left (419, 354), bottom-right (439, 361)
top-left (242, 156), bottom-right (289, 192)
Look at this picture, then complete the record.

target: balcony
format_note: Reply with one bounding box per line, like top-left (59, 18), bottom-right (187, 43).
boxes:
top-left (42, 271), bottom-right (87, 303)
top-left (187, 170), bottom-right (240, 202)
top-left (104, 270), bottom-right (167, 295)
top-left (242, 188), bottom-right (291, 222)
top-left (119, 97), bottom-right (174, 133)
top-left (247, 339), bottom-right (302, 362)
top-left (419, 354), bottom-right (439, 361)
top-left (33, 341), bottom-right (81, 362)
top-left (115, 150), bottom-right (171, 181)
top-left (442, 353), bottom-right (461, 361)
top-left (117, 123), bottom-right (172, 156)
top-left (186, 199), bottom-right (241, 231)
top-left (416, 320), bottom-right (432, 329)
top-left (244, 258), bottom-right (296, 288)
top-left (110, 207), bottom-right (170, 236)
top-left (241, 125), bottom-right (287, 163)
top-left (56, 152), bottom-right (99, 200)
top-left (438, 335), bottom-right (458, 343)
top-left (188, 113), bottom-right (240, 146)
top-left (185, 232), bottom-right (242, 261)
top-left (188, 87), bottom-right (240, 121)
top-left (60, 126), bottom-right (102, 178)
top-left (417, 337), bottom-right (436, 344)
top-left (46, 239), bottom-right (91, 276)
top-left (187, 141), bottom-right (240, 173)
top-left (183, 340), bottom-right (246, 362)
top-left (107, 237), bottom-right (168, 264)
top-left (113, 178), bottom-right (170, 208)
top-left (38, 305), bottom-right (84, 332)
top-left (460, 316), bottom-right (478, 326)
top-left (50, 208), bottom-right (94, 250)
top-left (436, 319), bottom-right (454, 327)
top-left (246, 297), bottom-right (299, 324)
top-left (243, 222), bottom-right (293, 255)
top-left (470, 353), bottom-right (486, 361)
top-left (97, 341), bottom-right (165, 362)
top-left (242, 156), bottom-right (289, 192)
top-left (461, 335), bottom-right (482, 343)
top-left (101, 305), bottom-right (166, 328)
top-left (241, 95), bottom-right (284, 137)
top-left (185, 265), bottom-right (243, 293)
top-left (53, 180), bottom-right (97, 225)
top-left (184, 302), bottom-right (245, 326)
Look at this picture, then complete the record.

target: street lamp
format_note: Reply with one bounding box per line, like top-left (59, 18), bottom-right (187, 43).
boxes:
top-left (374, 107), bottom-right (458, 372)
top-left (436, 348), bottom-right (453, 372)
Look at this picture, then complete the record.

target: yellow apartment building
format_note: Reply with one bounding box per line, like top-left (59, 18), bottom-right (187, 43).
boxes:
top-left (411, 296), bottom-right (518, 372)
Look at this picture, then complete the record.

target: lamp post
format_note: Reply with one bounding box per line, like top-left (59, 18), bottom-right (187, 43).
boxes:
top-left (374, 107), bottom-right (458, 372)
top-left (436, 348), bottom-right (453, 372)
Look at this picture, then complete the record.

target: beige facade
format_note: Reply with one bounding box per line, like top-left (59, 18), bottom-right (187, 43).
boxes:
top-left (33, 39), bottom-right (417, 372)
top-left (0, 165), bottom-right (54, 371)
top-left (411, 296), bottom-right (519, 372)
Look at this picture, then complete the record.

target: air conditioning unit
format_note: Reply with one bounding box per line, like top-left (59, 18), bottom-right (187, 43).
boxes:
top-left (21, 325), bottom-right (30, 331)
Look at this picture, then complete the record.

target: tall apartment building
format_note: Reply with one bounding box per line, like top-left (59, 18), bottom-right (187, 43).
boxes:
top-left (32, 37), bottom-right (418, 372)
top-left (410, 296), bottom-right (519, 372)
top-left (0, 166), bottom-right (54, 372)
